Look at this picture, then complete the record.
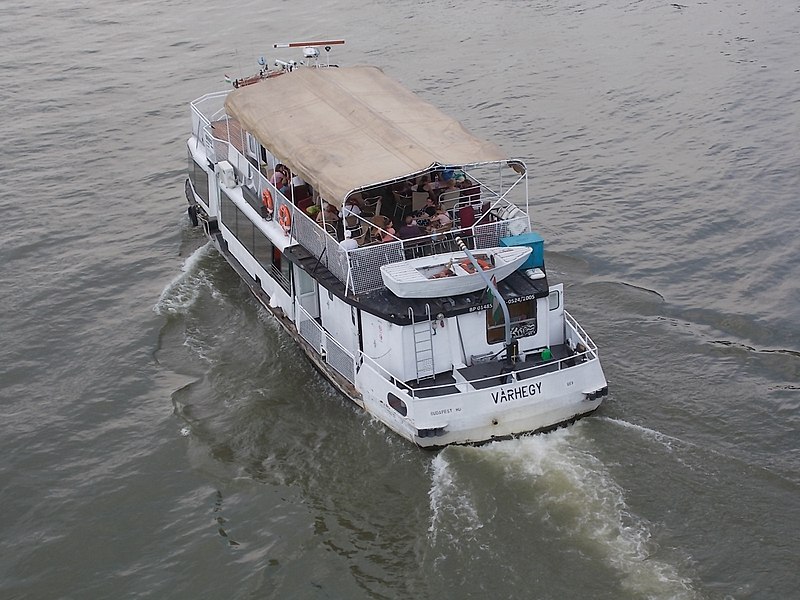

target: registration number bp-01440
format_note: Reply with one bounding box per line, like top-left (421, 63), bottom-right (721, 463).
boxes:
top-left (491, 381), bottom-right (542, 404)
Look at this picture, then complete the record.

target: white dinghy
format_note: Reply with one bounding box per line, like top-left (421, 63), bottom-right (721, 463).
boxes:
top-left (380, 246), bottom-right (532, 298)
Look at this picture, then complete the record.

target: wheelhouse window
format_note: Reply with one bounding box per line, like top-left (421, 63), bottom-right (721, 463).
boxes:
top-left (187, 151), bottom-right (209, 203)
top-left (548, 290), bottom-right (561, 311)
top-left (486, 299), bottom-right (537, 344)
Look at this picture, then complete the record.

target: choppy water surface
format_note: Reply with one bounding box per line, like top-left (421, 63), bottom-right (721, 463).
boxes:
top-left (1, 1), bottom-right (798, 598)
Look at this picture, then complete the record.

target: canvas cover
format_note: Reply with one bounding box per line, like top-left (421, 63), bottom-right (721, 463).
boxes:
top-left (224, 66), bottom-right (507, 207)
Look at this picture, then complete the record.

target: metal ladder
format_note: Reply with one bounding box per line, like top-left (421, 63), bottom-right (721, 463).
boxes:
top-left (409, 305), bottom-right (435, 382)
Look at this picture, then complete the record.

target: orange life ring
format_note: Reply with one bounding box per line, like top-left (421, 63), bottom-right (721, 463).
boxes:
top-left (278, 204), bottom-right (292, 231)
top-left (261, 189), bottom-right (274, 213)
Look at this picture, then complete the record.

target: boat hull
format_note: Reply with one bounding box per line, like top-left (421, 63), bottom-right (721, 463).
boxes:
top-left (355, 354), bottom-right (608, 448)
top-left (209, 224), bottom-right (606, 448)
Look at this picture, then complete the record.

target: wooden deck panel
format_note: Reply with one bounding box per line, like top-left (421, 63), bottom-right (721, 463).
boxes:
top-left (211, 118), bottom-right (245, 155)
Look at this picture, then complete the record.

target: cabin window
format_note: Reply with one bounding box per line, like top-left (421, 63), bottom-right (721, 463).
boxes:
top-left (486, 299), bottom-right (537, 344)
top-left (271, 246), bottom-right (291, 293)
top-left (234, 203), bottom-right (255, 255)
top-left (246, 133), bottom-right (259, 158)
top-left (220, 193), bottom-right (291, 293)
top-left (187, 151), bottom-right (209, 203)
top-left (221, 194), bottom-right (257, 256)
top-left (279, 252), bottom-right (292, 290)
top-left (387, 393), bottom-right (408, 417)
top-left (253, 227), bottom-right (273, 269)
top-left (220, 192), bottom-right (237, 229)
top-left (548, 290), bottom-right (561, 311)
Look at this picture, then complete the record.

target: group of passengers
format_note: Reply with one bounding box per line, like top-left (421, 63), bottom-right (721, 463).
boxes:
top-left (294, 167), bottom-right (479, 250)
top-left (396, 200), bottom-right (452, 240)
top-left (395, 168), bottom-right (479, 203)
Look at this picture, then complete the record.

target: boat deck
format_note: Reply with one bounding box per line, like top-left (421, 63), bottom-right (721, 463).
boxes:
top-left (405, 373), bottom-right (460, 398)
top-left (457, 344), bottom-right (572, 388)
top-left (405, 344), bottom-right (575, 394)
top-left (210, 118), bottom-right (245, 154)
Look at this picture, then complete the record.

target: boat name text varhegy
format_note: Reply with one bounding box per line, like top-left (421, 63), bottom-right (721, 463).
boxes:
top-left (492, 381), bottom-right (542, 404)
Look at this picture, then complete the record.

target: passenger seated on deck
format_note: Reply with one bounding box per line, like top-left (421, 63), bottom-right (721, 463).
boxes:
top-left (415, 174), bottom-right (433, 196)
top-left (338, 229), bottom-right (359, 251)
top-left (381, 224), bottom-right (397, 242)
top-left (397, 214), bottom-right (422, 239)
top-left (340, 196), bottom-right (362, 219)
top-left (372, 215), bottom-right (396, 242)
top-left (427, 170), bottom-right (457, 200)
top-left (413, 197), bottom-right (438, 228)
top-left (427, 206), bottom-right (452, 233)
top-left (316, 202), bottom-right (339, 226)
top-left (394, 178), bottom-right (415, 196)
top-left (270, 164), bottom-right (290, 195)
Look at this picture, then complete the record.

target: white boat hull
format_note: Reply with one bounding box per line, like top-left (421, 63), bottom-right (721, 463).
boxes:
top-left (355, 354), bottom-right (607, 448)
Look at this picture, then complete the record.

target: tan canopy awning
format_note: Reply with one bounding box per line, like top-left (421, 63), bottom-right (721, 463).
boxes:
top-left (224, 66), bottom-right (507, 207)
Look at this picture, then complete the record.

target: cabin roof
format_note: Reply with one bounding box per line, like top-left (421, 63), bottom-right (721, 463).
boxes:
top-left (224, 66), bottom-right (507, 208)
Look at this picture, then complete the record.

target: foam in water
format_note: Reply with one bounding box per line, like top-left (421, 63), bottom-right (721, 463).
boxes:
top-left (154, 242), bottom-right (214, 315)
top-left (428, 452), bottom-right (483, 545)
top-left (598, 416), bottom-right (687, 453)
top-left (429, 429), bottom-right (700, 599)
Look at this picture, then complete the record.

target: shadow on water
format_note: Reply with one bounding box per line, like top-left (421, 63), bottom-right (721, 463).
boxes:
top-left (154, 242), bottom-right (449, 597)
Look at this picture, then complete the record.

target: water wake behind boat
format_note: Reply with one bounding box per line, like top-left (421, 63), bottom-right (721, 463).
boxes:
top-left (427, 428), bottom-right (700, 599)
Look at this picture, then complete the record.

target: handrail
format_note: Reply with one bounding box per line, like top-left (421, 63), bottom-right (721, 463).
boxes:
top-left (295, 302), bottom-right (356, 383)
top-left (564, 310), bottom-right (599, 359)
top-left (358, 315), bottom-right (599, 400)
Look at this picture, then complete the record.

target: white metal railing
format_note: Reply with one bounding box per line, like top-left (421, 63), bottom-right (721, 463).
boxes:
top-left (204, 130), bottom-right (324, 259)
top-left (346, 241), bottom-right (405, 294)
top-left (190, 91), bottom-right (230, 140)
top-left (295, 302), bottom-right (356, 383)
top-left (564, 310), bottom-right (599, 359)
top-left (199, 127), bottom-right (355, 281)
top-left (358, 309), bottom-right (598, 399)
top-left (341, 198), bottom-right (530, 295)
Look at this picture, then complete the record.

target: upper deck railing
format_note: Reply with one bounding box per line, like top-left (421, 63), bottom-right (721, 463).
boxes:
top-left (196, 99), bottom-right (533, 297)
top-left (190, 91), bottom-right (229, 140)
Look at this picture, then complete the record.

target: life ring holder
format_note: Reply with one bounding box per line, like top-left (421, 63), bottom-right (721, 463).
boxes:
top-left (278, 204), bottom-right (292, 234)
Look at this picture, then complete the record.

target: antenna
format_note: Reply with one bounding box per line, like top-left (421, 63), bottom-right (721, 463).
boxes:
top-left (272, 39), bottom-right (344, 68)
top-left (273, 39), bottom-right (345, 49)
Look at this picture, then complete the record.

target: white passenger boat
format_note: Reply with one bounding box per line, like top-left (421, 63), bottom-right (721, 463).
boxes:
top-left (183, 40), bottom-right (608, 447)
top-left (380, 246), bottom-right (532, 298)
